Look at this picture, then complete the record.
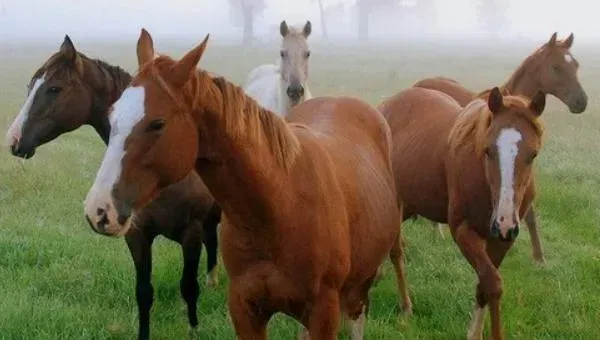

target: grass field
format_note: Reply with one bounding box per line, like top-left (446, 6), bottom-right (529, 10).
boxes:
top-left (1, 38), bottom-right (600, 339)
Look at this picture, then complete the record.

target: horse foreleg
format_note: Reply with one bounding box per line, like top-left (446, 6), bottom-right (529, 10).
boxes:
top-left (389, 231), bottom-right (413, 315)
top-left (125, 230), bottom-right (155, 340)
top-left (305, 287), bottom-right (341, 340)
top-left (180, 224), bottom-right (202, 331)
top-left (452, 222), bottom-right (504, 340)
top-left (524, 206), bottom-right (545, 264)
top-left (227, 283), bottom-right (270, 340)
top-left (485, 238), bottom-right (514, 340)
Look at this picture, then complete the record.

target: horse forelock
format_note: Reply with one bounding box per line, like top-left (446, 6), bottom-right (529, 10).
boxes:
top-left (32, 51), bottom-right (85, 86)
top-left (449, 95), bottom-right (544, 157)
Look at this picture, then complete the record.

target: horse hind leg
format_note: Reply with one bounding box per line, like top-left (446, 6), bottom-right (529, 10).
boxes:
top-left (180, 223), bottom-right (202, 331)
top-left (524, 206), bottom-right (546, 264)
top-left (203, 205), bottom-right (221, 287)
top-left (389, 230), bottom-right (413, 315)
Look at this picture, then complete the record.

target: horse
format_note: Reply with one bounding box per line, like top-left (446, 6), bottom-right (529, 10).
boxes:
top-left (83, 29), bottom-right (412, 339)
top-left (4, 35), bottom-right (221, 340)
top-left (412, 32), bottom-right (588, 264)
top-left (243, 20), bottom-right (313, 116)
top-left (378, 86), bottom-right (546, 339)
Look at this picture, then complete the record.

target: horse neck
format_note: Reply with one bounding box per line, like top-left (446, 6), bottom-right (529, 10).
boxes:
top-left (86, 59), bottom-right (133, 145)
top-left (188, 72), bottom-right (299, 227)
top-left (500, 54), bottom-right (542, 99)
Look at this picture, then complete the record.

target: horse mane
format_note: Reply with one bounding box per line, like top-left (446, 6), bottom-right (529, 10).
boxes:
top-left (143, 55), bottom-right (301, 171)
top-left (448, 95), bottom-right (544, 157)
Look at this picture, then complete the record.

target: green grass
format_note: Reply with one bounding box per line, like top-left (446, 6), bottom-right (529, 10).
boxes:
top-left (1, 40), bottom-right (600, 339)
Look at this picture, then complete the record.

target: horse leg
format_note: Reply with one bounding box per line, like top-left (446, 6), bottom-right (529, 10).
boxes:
top-left (125, 230), bottom-right (155, 340)
top-left (202, 208), bottom-right (220, 287)
top-left (430, 219), bottom-right (446, 239)
top-left (227, 282), bottom-right (271, 340)
top-left (452, 222), bottom-right (504, 340)
top-left (302, 287), bottom-right (341, 340)
top-left (485, 238), bottom-right (514, 340)
top-left (389, 231), bottom-right (413, 315)
top-left (180, 223), bottom-right (202, 331)
top-left (524, 206), bottom-right (545, 264)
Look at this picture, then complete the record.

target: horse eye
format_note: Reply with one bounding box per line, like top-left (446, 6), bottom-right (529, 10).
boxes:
top-left (305, 51), bottom-right (311, 58)
top-left (147, 119), bottom-right (165, 132)
top-left (553, 64), bottom-right (561, 73)
top-left (280, 50), bottom-right (286, 58)
top-left (46, 86), bottom-right (62, 94)
top-left (527, 151), bottom-right (538, 164)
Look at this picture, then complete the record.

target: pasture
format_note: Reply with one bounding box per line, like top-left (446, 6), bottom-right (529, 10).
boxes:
top-left (1, 38), bottom-right (600, 339)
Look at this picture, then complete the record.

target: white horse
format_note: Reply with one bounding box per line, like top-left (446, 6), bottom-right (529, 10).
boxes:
top-left (243, 20), bottom-right (313, 117)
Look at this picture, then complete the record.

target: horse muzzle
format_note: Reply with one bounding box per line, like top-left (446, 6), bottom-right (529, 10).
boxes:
top-left (83, 194), bottom-right (132, 237)
top-left (490, 219), bottom-right (519, 242)
top-left (10, 141), bottom-right (36, 159)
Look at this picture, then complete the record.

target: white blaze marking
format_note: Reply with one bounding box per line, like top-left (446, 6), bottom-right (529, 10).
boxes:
top-left (496, 128), bottom-right (522, 218)
top-left (5, 74), bottom-right (46, 145)
top-left (564, 53), bottom-right (574, 63)
top-left (84, 86), bottom-right (145, 211)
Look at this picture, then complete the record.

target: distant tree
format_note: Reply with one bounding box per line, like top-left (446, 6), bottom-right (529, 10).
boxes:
top-left (356, 0), bottom-right (399, 41)
top-left (474, 0), bottom-right (509, 38)
top-left (228, 0), bottom-right (266, 45)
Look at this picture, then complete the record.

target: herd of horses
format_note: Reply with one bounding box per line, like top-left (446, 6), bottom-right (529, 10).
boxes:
top-left (4, 19), bottom-right (588, 340)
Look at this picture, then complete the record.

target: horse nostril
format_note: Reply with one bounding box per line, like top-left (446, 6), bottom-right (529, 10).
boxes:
top-left (490, 220), bottom-right (501, 238)
top-left (511, 225), bottom-right (520, 239)
top-left (96, 208), bottom-right (105, 216)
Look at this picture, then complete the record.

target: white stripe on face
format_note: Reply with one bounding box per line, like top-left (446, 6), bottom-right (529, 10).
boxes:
top-left (495, 128), bottom-right (522, 224)
top-left (84, 86), bottom-right (145, 231)
top-left (5, 74), bottom-right (46, 145)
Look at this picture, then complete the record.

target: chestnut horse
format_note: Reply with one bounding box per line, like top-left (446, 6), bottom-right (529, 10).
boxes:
top-left (243, 20), bottom-right (313, 116)
top-left (83, 29), bottom-right (411, 339)
top-left (413, 32), bottom-right (588, 264)
top-left (4, 35), bottom-right (221, 340)
top-left (379, 86), bottom-right (546, 339)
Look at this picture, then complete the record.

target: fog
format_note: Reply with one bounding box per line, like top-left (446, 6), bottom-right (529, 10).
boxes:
top-left (0, 0), bottom-right (598, 45)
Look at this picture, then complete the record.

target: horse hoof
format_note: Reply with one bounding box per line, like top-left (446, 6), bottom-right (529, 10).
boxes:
top-left (534, 256), bottom-right (547, 266)
top-left (400, 303), bottom-right (413, 317)
top-left (206, 273), bottom-right (219, 288)
top-left (188, 325), bottom-right (198, 339)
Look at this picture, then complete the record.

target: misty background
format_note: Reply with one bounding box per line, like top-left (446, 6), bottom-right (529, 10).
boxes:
top-left (0, 0), bottom-right (597, 46)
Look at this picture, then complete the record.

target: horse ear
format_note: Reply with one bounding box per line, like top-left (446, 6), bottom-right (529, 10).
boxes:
top-left (547, 32), bottom-right (558, 46)
top-left (137, 28), bottom-right (155, 67)
top-left (487, 87), bottom-right (504, 114)
top-left (303, 21), bottom-right (312, 38)
top-left (529, 90), bottom-right (546, 117)
top-left (280, 20), bottom-right (289, 37)
top-left (562, 33), bottom-right (574, 49)
top-left (169, 34), bottom-right (209, 88)
top-left (60, 35), bottom-right (77, 62)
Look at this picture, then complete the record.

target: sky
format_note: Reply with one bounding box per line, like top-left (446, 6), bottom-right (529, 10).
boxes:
top-left (0, 0), bottom-right (598, 44)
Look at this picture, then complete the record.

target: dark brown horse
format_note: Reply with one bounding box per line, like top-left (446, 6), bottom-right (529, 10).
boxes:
top-left (4, 35), bottom-right (221, 340)
top-left (83, 29), bottom-right (411, 339)
top-left (379, 86), bottom-right (546, 339)
top-left (412, 32), bottom-right (587, 264)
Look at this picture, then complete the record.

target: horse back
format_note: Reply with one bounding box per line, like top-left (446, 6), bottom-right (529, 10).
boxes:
top-left (413, 76), bottom-right (475, 106)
